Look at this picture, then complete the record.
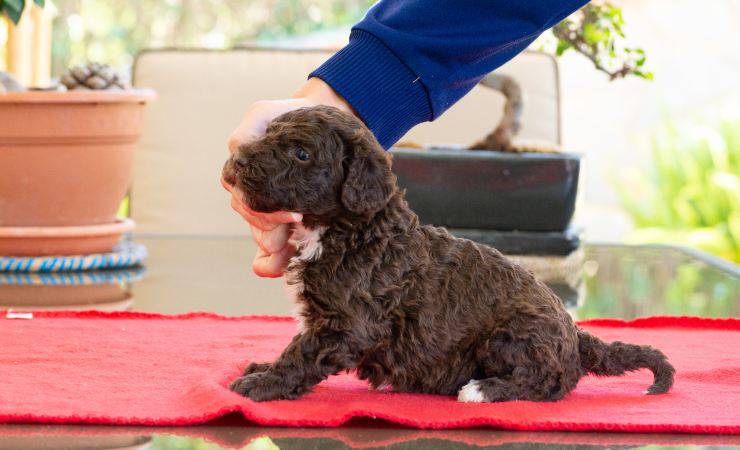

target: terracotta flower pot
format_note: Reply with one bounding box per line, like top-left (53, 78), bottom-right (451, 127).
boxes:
top-left (0, 90), bottom-right (155, 227)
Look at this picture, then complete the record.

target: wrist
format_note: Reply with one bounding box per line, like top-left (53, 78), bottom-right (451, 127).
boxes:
top-left (292, 77), bottom-right (356, 117)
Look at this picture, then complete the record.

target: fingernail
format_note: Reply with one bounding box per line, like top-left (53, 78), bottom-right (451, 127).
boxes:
top-left (291, 213), bottom-right (302, 222)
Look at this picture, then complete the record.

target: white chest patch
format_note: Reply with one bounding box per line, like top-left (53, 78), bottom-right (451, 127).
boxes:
top-left (284, 224), bottom-right (326, 333)
top-left (292, 224), bottom-right (326, 262)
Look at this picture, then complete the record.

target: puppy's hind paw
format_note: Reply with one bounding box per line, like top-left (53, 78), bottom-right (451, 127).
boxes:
top-left (229, 374), bottom-right (253, 396)
top-left (457, 380), bottom-right (486, 403)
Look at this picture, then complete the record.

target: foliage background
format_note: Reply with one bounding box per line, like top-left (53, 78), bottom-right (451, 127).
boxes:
top-left (48, 1), bottom-right (648, 81)
top-left (50, 0), bottom-right (374, 76)
top-left (616, 119), bottom-right (740, 263)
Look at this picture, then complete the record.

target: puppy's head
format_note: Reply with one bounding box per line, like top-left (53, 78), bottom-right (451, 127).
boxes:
top-left (223, 106), bottom-right (396, 221)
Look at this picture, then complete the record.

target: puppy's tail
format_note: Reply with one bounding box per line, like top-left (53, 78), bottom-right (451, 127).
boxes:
top-left (577, 330), bottom-right (675, 394)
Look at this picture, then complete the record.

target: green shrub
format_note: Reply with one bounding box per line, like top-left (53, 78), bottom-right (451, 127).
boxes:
top-left (616, 119), bottom-right (740, 263)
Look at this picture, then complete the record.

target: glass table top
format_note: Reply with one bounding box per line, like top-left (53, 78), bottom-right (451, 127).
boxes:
top-left (1, 236), bottom-right (738, 449)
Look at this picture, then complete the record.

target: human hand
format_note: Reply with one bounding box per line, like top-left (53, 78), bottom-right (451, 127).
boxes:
top-left (223, 78), bottom-right (355, 277)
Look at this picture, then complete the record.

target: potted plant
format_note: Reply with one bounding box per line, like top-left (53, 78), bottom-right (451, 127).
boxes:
top-left (0, 1), bottom-right (154, 256)
top-left (391, 1), bottom-right (651, 247)
top-left (392, 71), bottom-right (582, 236)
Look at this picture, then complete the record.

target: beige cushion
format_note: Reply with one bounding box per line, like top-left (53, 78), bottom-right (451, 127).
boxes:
top-left (132, 48), bottom-right (560, 235)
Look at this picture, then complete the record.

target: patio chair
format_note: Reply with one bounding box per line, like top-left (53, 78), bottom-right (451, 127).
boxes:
top-left (131, 48), bottom-right (561, 236)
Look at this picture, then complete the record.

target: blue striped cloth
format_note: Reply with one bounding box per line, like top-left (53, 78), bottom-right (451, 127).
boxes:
top-left (0, 267), bottom-right (146, 286)
top-left (0, 241), bottom-right (147, 273)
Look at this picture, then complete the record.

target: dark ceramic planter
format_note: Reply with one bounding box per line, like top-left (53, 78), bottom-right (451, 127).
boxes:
top-left (390, 147), bottom-right (581, 232)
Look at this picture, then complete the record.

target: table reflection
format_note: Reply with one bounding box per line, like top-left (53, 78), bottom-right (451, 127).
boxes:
top-left (0, 422), bottom-right (737, 450)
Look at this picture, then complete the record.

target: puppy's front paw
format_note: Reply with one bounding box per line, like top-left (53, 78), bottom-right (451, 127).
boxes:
top-left (243, 362), bottom-right (271, 376)
top-left (230, 371), bottom-right (289, 402)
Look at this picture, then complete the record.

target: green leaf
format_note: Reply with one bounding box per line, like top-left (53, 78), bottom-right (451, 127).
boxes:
top-left (583, 22), bottom-right (607, 45)
top-left (634, 70), bottom-right (654, 80)
top-left (555, 40), bottom-right (571, 56)
top-left (5, 0), bottom-right (23, 10)
top-left (34, 0), bottom-right (44, 6)
top-left (3, 0), bottom-right (25, 24)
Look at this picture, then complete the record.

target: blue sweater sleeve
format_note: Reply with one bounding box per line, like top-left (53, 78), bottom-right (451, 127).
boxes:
top-left (309, 0), bottom-right (589, 148)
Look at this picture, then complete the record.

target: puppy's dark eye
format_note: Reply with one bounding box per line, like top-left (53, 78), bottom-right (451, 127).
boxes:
top-left (294, 147), bottom-right (310, 162)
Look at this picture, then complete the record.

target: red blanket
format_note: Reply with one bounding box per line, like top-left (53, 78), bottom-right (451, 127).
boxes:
top-left (0, 311), bottom-right (738, 433)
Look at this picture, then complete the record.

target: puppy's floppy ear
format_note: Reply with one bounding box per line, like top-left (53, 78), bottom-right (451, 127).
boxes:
top-left (340, 128), bottom-right (395, 216)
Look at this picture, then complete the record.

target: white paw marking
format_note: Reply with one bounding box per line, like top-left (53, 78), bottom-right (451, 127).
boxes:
top-left (284, 225), bottom-right (325, 333)
top-left (457, 380), bottom-right (486, 403)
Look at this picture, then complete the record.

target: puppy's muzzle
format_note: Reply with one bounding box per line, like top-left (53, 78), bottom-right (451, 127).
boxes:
top-left (232, 153), bottom-right (248, 171)
top-left (222, 153), bottom-right (249, 187)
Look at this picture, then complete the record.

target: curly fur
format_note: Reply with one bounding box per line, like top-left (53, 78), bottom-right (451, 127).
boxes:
top-left (222, 106), bottom-right (675, 403)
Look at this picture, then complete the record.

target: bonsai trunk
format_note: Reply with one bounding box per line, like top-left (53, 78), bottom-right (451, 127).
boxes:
top-left (469, 73), bottom-right (523, 151)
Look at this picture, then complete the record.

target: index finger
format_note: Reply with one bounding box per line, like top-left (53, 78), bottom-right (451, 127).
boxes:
top-left (228, 129), bottom-right (260, 154)
top-left (227, 107), bottom-right (273, 153)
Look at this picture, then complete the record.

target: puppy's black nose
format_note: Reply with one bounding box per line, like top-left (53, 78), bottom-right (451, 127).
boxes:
top-left (233, 154), bottom-right (248, 171)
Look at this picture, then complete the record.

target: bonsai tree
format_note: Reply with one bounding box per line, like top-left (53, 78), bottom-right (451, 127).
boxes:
top-left (551, 1), bottom-right (652, 81)
top-left (472, 0), bottom-right (652, 152)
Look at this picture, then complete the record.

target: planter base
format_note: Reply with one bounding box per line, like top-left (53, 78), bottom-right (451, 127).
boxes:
top-left (451, 226), bottom-right (582, 256)
top-left (0, 219), bottom-right (134, 256)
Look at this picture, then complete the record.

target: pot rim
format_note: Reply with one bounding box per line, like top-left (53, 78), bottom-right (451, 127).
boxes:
top-left (0, 218), bottom-right (135, 237)
top-left (0, 89), bottom-right (156, 104)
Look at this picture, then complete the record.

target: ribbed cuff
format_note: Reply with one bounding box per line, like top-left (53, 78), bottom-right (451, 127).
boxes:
top-left (309, 29), bottom-right (432, 149)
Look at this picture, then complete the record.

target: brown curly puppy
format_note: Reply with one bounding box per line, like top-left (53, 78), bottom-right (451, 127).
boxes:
top-left (222, 106), bottom-right (675, 403)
